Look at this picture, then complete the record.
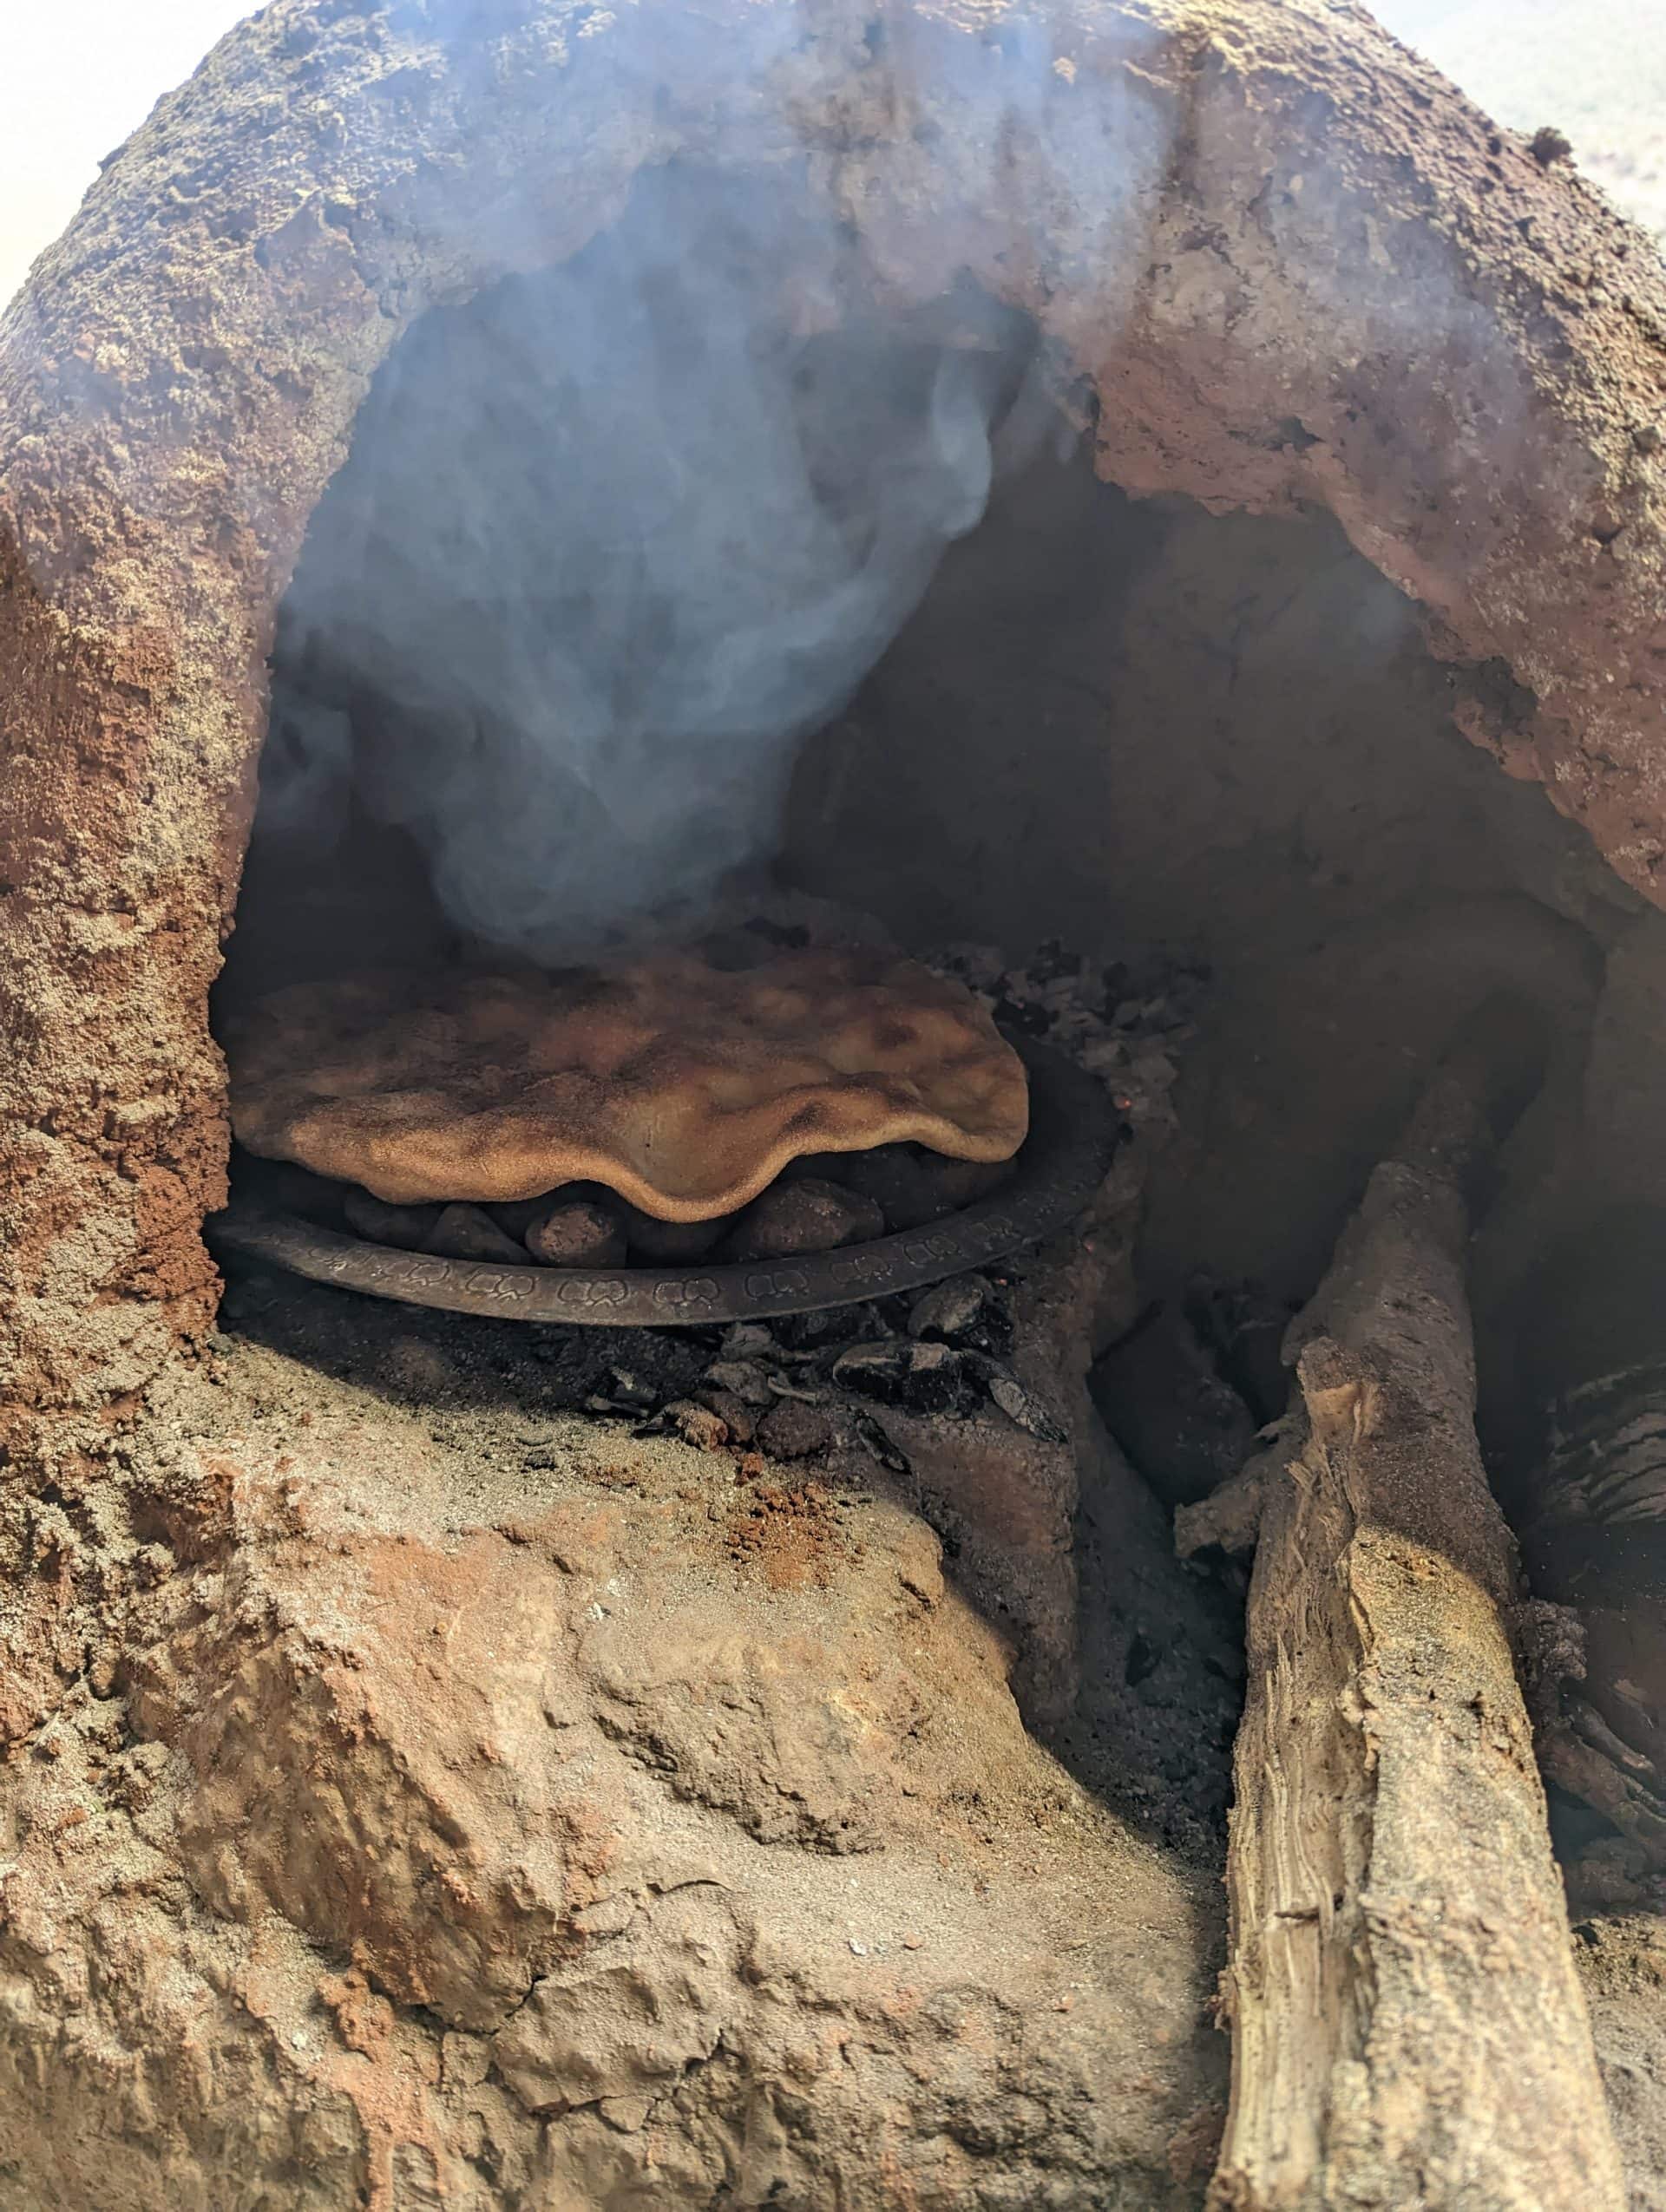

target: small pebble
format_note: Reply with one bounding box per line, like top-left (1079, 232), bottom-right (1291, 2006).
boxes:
top-left (425, 1204), bottom-right (529, 1265)
top-left (523, 1200), bottom-right (627, 1268)
top-left (758, 1398), bottom-right (834, 1461)
top-left (726, 1179), bottom-right (884, 1262)
top-left (967, 1357), bottom-right (1070, 1444)
top-left (666, 1400), bottom-right (730, 1451)
top-left (490, 1191), bottom-right (565, 1239)
top-left (699, 1387), bottom-right (758, 1444)
top-left (494, 1180), bottom-right (628, 1241)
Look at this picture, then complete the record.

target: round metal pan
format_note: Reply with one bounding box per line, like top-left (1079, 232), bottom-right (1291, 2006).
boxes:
top-left (206, 1037), bottom-right (1118, 1328)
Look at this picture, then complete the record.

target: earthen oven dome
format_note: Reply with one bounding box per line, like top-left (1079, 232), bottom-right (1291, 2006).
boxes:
top-left (2, 0), bottom-right (1663, 1463)
top-left (5, 6), bottom-right (1666, 2206)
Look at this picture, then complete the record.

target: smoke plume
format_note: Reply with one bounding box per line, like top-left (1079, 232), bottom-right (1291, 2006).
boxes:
top-left (264, 160), bottom-right (1044, 956)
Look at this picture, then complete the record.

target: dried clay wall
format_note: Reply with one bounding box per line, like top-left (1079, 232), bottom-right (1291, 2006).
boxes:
top-left (1, 0), bottom-right (1664, 1472)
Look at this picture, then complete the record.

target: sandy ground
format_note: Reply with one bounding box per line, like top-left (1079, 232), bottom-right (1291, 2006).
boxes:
top-left (1370, 0), bottom-right (1666, 241)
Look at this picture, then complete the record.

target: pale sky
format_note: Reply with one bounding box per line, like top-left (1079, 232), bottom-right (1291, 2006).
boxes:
top-left (0, 2), bottom-right (262, 308)
top-left (0, 3), bottom-right (1657, 312)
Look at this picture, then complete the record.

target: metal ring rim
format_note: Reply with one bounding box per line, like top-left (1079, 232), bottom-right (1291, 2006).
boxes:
top-left (206, 1036), bottom-right (1118, 1327)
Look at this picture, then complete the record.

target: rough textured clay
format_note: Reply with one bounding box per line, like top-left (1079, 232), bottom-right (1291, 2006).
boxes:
top-left (3, 1), bottom-right (1666, 2202)
top-left (3, 0), bottom-right (1666, 1457)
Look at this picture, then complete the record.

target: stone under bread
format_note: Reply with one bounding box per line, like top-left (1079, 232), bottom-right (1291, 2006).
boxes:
top-left (226, 948), bottom-right (1029, 1221)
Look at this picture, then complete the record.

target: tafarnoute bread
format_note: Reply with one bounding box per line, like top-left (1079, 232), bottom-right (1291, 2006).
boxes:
top-left (226, 947), bottom-right (1028, 1221)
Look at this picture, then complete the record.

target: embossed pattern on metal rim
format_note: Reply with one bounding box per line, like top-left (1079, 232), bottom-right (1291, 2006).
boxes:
top-left (207, 1038), bottom-right (1118, 1327)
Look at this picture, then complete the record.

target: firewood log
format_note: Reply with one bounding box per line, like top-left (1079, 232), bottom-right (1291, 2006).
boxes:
top-left (1184, 1002), bottom-right (1623, 2212)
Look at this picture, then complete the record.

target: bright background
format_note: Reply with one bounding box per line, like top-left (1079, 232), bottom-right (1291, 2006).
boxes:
top-left (1, 2), bottom-right (262, 308)
top-left (1, 2), bottom-right (1661, 311)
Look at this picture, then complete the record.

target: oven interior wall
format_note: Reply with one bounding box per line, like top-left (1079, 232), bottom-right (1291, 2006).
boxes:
top-left (227, 256), bottom-right (1627, 1479)
top-left (222, 161), bottom-right (1045, 1012)
top-left (190, 207), bottom-right (1666, 2212)
top-left (781, 441), bottom-right (1612, 1317)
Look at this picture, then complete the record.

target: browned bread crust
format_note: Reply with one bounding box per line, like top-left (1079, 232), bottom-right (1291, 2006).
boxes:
top-left (226, 948), bottom-right (1028, 1221)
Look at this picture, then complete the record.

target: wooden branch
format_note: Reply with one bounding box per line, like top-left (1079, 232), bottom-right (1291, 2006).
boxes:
top-left (1174, 1434), bottom-right (1282, 1560)
top-left (1208, 1002), bottom-right (1624, 2212)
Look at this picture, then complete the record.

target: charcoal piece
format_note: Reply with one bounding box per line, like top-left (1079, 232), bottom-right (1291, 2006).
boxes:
top-left (964, 1356), bottom-right (1069, 1444)
top-left (963, 1294), bottom-right (1016, 1360)
top-left (584, 1379), bottom-right (656, 1416)
top-left (839, 1145), bottom-right (1013, 1233)
top-left (1092, 1303), bottom-right (1258, 1509)
top-left (1099, 960), bottom-right (1131, 1006)
top-left (850, 1410), bottom-right (911, 1475)
top-left (424, 1204), bottom-right (530, 1265)
top-left (344, 1189), bottom-right (445, 1251)
top-left (758, 1399), bottom-right (834, 1461)
top-left (725, 1178), bottom-right (884, 1262)
top-left (774, 1305), bottom-right (874, 1354)
top-left (834, 1339), bottom-right (973, 1417)
top-left (535, 1325), bottom-right (703, 1415)
top-left (600, 1367), bottom-right (660, 1412)
top-left (699, 1387), bottom-right (758, 1444)
top-left (703, 1358), bottom-right (775, 1408)
top-left (523, 1200), bottom-right (627, 1268)
top-left (908, 1275), bottom-right (987, 1345)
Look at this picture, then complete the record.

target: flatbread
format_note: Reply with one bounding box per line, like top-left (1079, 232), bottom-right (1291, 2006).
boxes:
top-left (226, 948), bottom-right (1028, 1221)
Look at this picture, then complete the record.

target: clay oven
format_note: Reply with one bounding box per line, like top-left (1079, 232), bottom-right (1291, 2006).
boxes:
top-left (3, 2), bottom-right (1666, 2205)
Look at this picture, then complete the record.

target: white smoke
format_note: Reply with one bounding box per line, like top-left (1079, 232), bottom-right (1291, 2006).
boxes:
top-left (264, 160), bottom-right (1048, 954)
